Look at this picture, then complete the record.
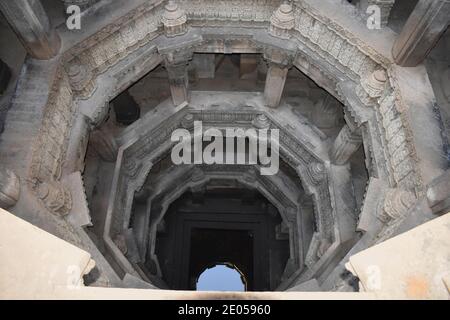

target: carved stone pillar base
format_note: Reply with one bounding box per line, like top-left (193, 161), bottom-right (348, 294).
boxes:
top-left (264, 63), bottom-right (288, 108)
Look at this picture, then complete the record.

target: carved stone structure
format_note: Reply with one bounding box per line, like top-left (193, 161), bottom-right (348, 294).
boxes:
top-left (0, 0), bottom-right (449, 297)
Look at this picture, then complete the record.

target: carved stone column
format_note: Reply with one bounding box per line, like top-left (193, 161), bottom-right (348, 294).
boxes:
top-left (264, 62), bottom-right (288, 108)
top-left (0, 0), bottom-right (61, 60)
top-left (0, 169), bottom-right (20, 209)
top-left (263, 49), bottom-right (293, 108)
top-left (392, 0), bottom-right (450, 67)
top-left (166, 61), bottom-right (190, 106)
top-left (330, 124), bottom-right (363, 165)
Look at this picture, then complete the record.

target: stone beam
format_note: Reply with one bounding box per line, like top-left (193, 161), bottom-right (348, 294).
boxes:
top-left (330, 124), bottom-right (363, 165)
top-left (392, 0), bottom-right (450, 67)
top-left (0, 0), bottom-right (61, 60)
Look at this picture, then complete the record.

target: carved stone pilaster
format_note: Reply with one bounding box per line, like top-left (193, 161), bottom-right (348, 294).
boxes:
top-left (0, 169), bottom-right (20, 209)
top-left (269, 2), bottom-right (295, 39)
top-left (161, 0), bottom-right (188, 38)
top-left (35, 180), bottom-right (72, 216)
top-left (356, 69), bottom-right (388, 105)
top-left (330, 124), bottom-right (363, 165)
top-left (163, 49), bottom-right (193, 106)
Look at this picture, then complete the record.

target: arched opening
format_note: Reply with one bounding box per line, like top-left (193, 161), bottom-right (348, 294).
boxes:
top-left (196, 263), bottom-right (246, 292)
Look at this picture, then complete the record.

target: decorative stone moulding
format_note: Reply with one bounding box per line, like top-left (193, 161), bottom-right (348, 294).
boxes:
top-left (66, 60), bottom-right (96, 99)
top-left (356, 69), bottom-right (388, 105)
top-left (269, 2), bottom-right (295, 39)
top-left (161, 0), bottom-right (188, 37)
top-left (378, 188), bottom-right (416, 223)
top-left (35, 181), bottom-right (72, 217)
top-left (252, 114), bottom-right (271, 129)
top-left (0, 169), bottom-right (20, 209)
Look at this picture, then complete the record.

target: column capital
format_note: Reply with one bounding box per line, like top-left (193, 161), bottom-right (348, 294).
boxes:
top-left (263, 47), bottom-right (295, 69)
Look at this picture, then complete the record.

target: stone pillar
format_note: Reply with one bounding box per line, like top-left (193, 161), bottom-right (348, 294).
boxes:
top-left (166, 62), bottom-right (190, 106)
top-left (392, 0), bottom-right (450, 67)
top-left (264, 62), bottom-right (289, 108)
top-left (0, 169), bottom-right (20, 209)
top-left (330, 124), bottom-right (363, 165)
top-left (62, 0), bottom-right (99, 12)
top-left (0, 0), bottom-right (61, 60)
